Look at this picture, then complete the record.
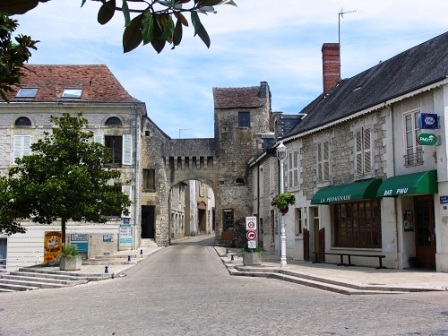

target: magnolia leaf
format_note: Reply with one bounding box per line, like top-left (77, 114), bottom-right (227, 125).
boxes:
top-left (0, 0), bottom-right (40, 14)
top-left (123, 14), bottom-right (143, 53)
top-left (122, 0), bottom-right (131, 27)
top-left (97, 0), bottom-right (116, 25)
top-left (81, 0), bottom-right (87, 7)
top-left (141, 12), bottom-right (154, 45)
top-left (199, 0), bottom-right (222, 6)
top-left (172, 18), bottom-right (183, 47)
top-left (151, 18), bottom-right (166, 53)
top-left (160, 15), bottom-right (175, 42)
top-left (191, 11), bottom-right (210, 48)
top-left (223, 0), bottom-right (237, 6)
top-left (157, 0), bottom-right (173, 6)
top-left (198, 6), bottom-right (216, 13)
top-left (174, 12), bottom-right (189, 27)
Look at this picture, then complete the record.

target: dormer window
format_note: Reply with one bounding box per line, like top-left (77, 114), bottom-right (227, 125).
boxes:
top-left (105, 117), bottom-right (122, 126)
top-left (61, 88), bottom-right (82, 99)
top-left (15, 117), bottom-right (32, 127)
top-left (16, 88), bottom-right (38, 98)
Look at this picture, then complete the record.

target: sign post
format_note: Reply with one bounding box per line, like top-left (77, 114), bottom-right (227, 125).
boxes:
top-left (245, 216), bottom-right (258, 249)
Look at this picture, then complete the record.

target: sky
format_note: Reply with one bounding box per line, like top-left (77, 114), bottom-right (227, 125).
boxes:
top-left (13, 0), bottom-right (448, 139)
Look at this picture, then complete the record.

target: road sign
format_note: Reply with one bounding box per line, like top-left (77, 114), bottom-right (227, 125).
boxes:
top-left (246, 216), bottom-right (257, 231)
top-left (246, 230), bottom-right (257, 241)
top-left (248, 240), bottom-right (257, 249)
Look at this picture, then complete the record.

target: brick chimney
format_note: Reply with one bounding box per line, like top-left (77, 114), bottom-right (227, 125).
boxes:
top-left (322, 43), bottom-right (340, 93)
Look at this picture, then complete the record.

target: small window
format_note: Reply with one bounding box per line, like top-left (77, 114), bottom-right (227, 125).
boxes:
top-left (238, 112), bottom-right (250, 128)
top-left (235, 178), bottom-right (245, 185)
top-left (105, 117), bottom-right (122, 126)
top-left (16, 88), bottom-right (38, 98)
top-left (15, 117), bottom-right (32, 127)
top-left (61, 88), bottom-right (82, 99)
top-left (105, 135), bottom-right (123, 164)
top-left (143, 169), bottom-right (156, 191)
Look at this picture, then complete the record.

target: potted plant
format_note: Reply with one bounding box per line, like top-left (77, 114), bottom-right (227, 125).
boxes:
top-left (240, 244), bottom-right (264, 266)
top-left (59, 243), bottom-right (82, 271)
top-left (271, 192), bottom-right (296, 214)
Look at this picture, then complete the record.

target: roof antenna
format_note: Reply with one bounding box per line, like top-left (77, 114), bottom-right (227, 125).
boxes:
top-left (338, 8), bottom-right (356, 78)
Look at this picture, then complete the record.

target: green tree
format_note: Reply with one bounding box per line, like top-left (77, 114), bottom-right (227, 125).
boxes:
top-left (0, 13), bottom-right (38, 101)
top-left (1, 113), bottom-right (131, 242)
top-left (0, 0), bottom-right (237, 53)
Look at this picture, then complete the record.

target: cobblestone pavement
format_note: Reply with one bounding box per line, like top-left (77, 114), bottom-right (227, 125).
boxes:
top-left (1, 236), bottom-right (447, 336)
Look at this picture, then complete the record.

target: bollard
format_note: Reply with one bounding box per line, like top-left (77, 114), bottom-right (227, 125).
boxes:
top-left (127, 255), bottom-right (131, 263)
top-left (140, 249), bottom-right (143, 256)
top-left (230, 254), bottom-right (234, 261)
top-left (104, 266), bottom-right (109, 274)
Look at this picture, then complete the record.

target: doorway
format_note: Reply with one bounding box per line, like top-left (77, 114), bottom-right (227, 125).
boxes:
top-left (414, 195), bottom-right (436, 269)
top-left (141, 206), bottom-right (155, 239)
top-left (0, 239), bottom-right (6, 269)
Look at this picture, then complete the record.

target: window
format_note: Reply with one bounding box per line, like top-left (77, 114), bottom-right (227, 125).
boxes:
top-left (404, 111), bottom-right (423, 166)
top-left (143, 169), bottom-right (155, 191)
top-left (355, 127), bottom-right (372, 176)
top-left (94, 134), bottom-right (133, 165)
top-left (333, 200), bottom-right (381, 248)
top-left (238, 112), bottom-right (250, 128)
top-left (295, 208), bottom-right (303, 236)
top-left (12, 135), bottom-right (32, 163)
top-left (61, 88), bottom-right (82, 99)
top-left (15, 117), bottom-right (32, 126)
top-left (317, 141), bottom-right (330, 182)
top-left (16, 88), bottom-right (38, 98)
top-left (105, 117), bottom-right (122, 126)
top-left (287, 151), bottom-right (299, 188)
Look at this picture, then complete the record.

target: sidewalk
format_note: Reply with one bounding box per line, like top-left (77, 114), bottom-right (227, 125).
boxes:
top-left (215, 246), bottom-right (448, 294)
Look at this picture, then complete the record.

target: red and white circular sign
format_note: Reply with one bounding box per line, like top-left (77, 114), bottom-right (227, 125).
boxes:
top-left (246, 230), bottom-right (257, 241)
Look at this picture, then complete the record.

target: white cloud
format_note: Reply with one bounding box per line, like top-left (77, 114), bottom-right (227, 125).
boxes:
top-left (12, 0), bottom-right (448, 137)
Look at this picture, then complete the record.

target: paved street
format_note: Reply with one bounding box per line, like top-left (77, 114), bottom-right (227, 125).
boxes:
top-left (1, 235), bottom-right (448, 336)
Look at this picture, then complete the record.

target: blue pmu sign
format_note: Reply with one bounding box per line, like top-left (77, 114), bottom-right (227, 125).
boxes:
top-left (419, 113), bottom-right (439, 130)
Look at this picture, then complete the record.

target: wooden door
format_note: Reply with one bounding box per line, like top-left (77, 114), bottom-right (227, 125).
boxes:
top-left (414, 195), bottom-right (436, 269)
top-left (319, 228), bottom-right (325, 262)
top-left (303, 229), bottom-right (310, 261)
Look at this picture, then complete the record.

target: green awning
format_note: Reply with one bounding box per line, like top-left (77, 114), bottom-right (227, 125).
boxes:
top-left (311, 179), bottom-right (382, 204)
top-left (377, 170), bottom-right (438, 197)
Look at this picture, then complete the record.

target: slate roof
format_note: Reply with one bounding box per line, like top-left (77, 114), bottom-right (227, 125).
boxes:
top-left (2, 64), bottom-right (140, 103)
top-left (287, 31), bottom-right (448, 137)
top-left (213, 85), bottom-right (267, 109)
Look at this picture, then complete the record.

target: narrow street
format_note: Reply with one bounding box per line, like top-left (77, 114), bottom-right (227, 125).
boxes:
top-left (0, 236), bottom-right (447, 336)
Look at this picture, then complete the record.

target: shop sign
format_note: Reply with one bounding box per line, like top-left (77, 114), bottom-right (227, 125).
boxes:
top-left (419, 113), bottom-right (439, 129)
top-left (418, 133), bottom-right (437, 146)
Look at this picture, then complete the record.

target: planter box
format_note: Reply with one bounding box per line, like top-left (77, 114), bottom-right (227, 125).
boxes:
top-left (243, 252), bottom-right (261, 266)
top-left (59, 256), bottom-right (82, 271)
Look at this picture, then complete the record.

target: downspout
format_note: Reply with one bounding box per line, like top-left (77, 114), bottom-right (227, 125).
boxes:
top-left (133, 103), bottom-right (139, 250)
top-left (390, 105), bottom-right (399, 269)
top-left (257, 162), bottom-right (260, 247)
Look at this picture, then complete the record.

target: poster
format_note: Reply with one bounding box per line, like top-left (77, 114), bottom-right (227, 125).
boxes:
top-left (44, 231), bottom-right (62, 264)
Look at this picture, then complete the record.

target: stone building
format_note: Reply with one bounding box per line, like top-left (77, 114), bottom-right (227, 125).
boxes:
top-left (251, 31), bottom-right (448, 272)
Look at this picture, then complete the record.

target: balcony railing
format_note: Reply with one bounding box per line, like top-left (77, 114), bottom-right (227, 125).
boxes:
top-left (404, 151), bottom-right (424, 167)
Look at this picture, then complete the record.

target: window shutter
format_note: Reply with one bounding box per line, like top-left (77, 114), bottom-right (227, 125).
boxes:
top-left (122, 134), bottom-right (133, 165)
top-left (317, 143), bottom-right (322, 181)
top-left (363, 128), bottom-right (372, 174)
top-left (122, 185), bottom-right (132, 218)
top-left (355, 130), bottom-right (363, 176)
top-left (94, 134), bottom-right (104, 145)
top-left (323, 142), bottom-right (330, 181)
top-left (12, 135), bottom-right (32, 164)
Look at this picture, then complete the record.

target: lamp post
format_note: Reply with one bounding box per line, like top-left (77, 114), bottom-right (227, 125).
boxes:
top-left (276, 142), bottom-right (287, 267)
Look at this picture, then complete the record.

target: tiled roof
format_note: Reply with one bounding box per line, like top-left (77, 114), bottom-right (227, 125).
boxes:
top-left (288, 31), bottom-right (448, 136)
top-left (213, 85), bottom-right (267, 109)
top-left (2, 64), bottom-right (140, 103)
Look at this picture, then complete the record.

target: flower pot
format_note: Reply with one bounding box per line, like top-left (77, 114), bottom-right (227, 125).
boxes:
top-left (243, 252), bottom-right (262, 266)
top-left (59, 255), bottom-right (82, 271)
top-left (280, 206), bottom-right (289, 215)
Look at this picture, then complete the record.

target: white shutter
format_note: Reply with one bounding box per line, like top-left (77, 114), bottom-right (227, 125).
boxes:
top-left (323, 141), bottom-right (330, 181)
top-left (12, 135), bottom-right (32, 164)
top-left (122, 185), bottom-right (132, 218)
top-left (122, 134), bottom-right (133, 165)
top-left (355, 129), bottom-right (363, 176)
top-left (363, 128), bottom-right (372, 174)
top-left (94, 134), bottom-right (104, 144)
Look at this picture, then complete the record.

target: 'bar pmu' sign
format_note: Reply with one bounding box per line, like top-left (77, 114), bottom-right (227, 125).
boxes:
top-left (418, 133), bottom-right (438, 146)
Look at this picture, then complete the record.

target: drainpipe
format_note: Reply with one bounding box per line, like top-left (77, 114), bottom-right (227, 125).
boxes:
top-left (257, 162), bottom-right (260, 247)
top-left (133, 104), bottom-right (139, 250)
top-left (390, 105), bottom-right (399, 269)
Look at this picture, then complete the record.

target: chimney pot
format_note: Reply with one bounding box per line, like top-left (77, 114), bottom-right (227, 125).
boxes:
top-left (322, 43), bottom-right (340, 94)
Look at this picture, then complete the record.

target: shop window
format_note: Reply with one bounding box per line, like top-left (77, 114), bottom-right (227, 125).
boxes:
top-left (333, 200), bottom-right (381, 248)
top-left (238, 111), bottom-right (250, 128)
top-left (143, 169), bottom-right (156, 191)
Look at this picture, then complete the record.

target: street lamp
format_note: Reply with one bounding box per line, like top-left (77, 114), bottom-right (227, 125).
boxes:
top-left (276, 142), bottom-right (287, 267)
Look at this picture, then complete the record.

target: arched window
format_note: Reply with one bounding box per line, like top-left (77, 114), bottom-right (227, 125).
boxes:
top-left (105, 117), bottom-right (122, 126)
top-left (15, 117), bottom-right (32, 126)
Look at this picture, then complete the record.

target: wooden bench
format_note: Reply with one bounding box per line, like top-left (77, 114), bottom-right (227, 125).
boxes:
top-left (325, 252), bottom-right (387, 269)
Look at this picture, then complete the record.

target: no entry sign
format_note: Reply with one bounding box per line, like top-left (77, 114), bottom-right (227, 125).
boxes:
top-left (246, 216), bottom-right (257, 231)
top-left (246, 230), bottom-right (257, 241)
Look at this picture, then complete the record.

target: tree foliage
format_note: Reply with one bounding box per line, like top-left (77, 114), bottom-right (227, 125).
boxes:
top-left (0, 13), bottom-right (38, 101)
top-left (0, 0), bottom-right (237, 54)
top-left (0, 113), bottom-right (132, 242)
